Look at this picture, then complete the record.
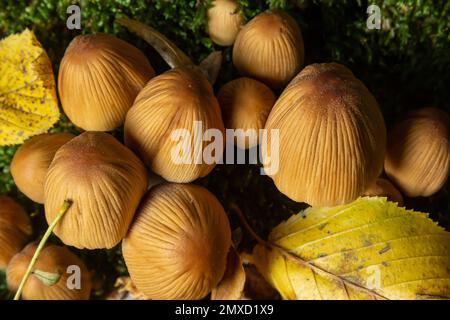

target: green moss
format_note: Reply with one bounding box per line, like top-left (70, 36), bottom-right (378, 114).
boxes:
top-left (0, 0), bottom-right (449, 299)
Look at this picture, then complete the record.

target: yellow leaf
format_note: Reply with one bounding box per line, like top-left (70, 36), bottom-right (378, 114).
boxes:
top-left (0, 29), bottom-right (60, 145)
top-left (253, 197), bottom-right (450, 300)
top-left (211, 247), bottom-right (246, 300)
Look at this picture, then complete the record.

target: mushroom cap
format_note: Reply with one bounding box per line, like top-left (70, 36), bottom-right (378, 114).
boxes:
top-left (11, 133), bottom-right (75, 204)
top-left (7, 243), bottom-right (91, 300)
top-left (58, 33), bottom-right (155, 131)
top-left (0, 196), bottom-right (32, 268)
top-left (207, 0), bottom-right (243, 46)
top-left (218, 77), bottom-right (276, 149)
top-left (232, 10), bottom-right (304, 89)
top-left (384, 107), bottom-right (450, 197)
top-left (264, 63), bottom-right (386, 206)
top-left (363, 178), bottom-right (404, 206)
top-left (44, 132), bottom-right (148, 249)
top-left (122, 183), bottom-right (232, 300)
top-left (124, 67), bottom-right (225, 183)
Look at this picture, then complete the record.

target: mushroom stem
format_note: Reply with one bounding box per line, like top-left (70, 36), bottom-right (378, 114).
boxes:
top-left (229, 204), bottom-right (265, 244)
top-left (13, 200), bottom-right (72, 300)
top-left (198, 51), bottom-right (222, 84)
top-left (116, 16), bottom-right (193, 68)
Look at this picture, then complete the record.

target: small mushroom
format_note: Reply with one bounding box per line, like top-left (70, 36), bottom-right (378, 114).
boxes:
top-left (233, 10), bottom-right (304, 89)
top-left (44, 132), bottom-right (148, 249)
top-left (7, 243), bottom-right (91, 300)
top-left (384, 107), bottom-right (450, 197)
top-left (0, 196), bottom-right (32, 269)
top-left (264, 63), bottom-right (386, 206)
top-left (58, 33), bottom-right (155, 131)
top-left (122, 183), bottom-right (232, 300)
top-left (218, 77), bottom-right (276, 149)
top-left (11, 133), bottom-right (75, 204)
top-left (207, 0), bottom-right (243, 46)
top-left (363, 178), bottom-right (404, 206)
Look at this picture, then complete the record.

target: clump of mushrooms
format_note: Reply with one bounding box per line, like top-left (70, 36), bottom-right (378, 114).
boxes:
top-left (0, 196), bottom-right (32, 269)
top-left (207, 0), bottom-right (243, 46)
top-left (117, 17), bottom-right (225, 183)
top-left (11, 133), bottom-right (75, 204)
top-left (218, 77), bottom-right (276, 149)
top-left (122, 183), bottom-right (232, 300)
top-left (44, 131), bottom-right (148, 249)
top-left (384, 107), bottom-right (450, 197)
top-left (264, 63), bottom-right (386, 206)
top-left (58, 33), bottom-right (155, 131)
top-left (7, 243), bottom-right (91, 300)
top-left (233, 10), bottom-right (304, 89)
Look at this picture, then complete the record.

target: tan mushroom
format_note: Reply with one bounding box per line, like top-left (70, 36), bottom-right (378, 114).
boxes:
top-left (44, 132), bottom-right (148, 249)
top-left (233, 10), bottom-right (304, 89)
top-left (218, 77), bottom-right (276, 149)
top-left (11, 133), bottom-right (75, 203)
top-left (122, 183), bottom-right (231, 300)
top-left (264, 63), bottom-right (386, 206)
top-left (207, 0), bottom-right (243, 46)
top-left (363, 178), bottom-right (404, 206)
top-left (7, 243), bottom-right (91, 300)
top-left (0, 196), bottom-right (32, 269)
top-left (384, 107), bottom-right (450, 197)
top-left (58, 33), bottom-right (155, 131)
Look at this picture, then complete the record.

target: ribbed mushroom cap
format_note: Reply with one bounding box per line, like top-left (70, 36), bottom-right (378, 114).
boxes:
top-left (232, 10), bottom-right (304, 89)
top-left (0, 196), bottom-right (32, 269)
top-left (7, 243), bottom-right (91, 300)
top-left (11, 133), bottom-right (75, 204)
top-left (363, 178), bottom-right (403, 206)
top-left (207, 0), bottom-right (243, 46)
top-left (44, 132), bottom-right (148, 249)
top-left (122, 183), bottom-right (232, 300)
top-left (58, 33), bottom-right (155, 131)
top-left (384, 107), bottom-right (450, 197)
top-left (124, 67), bottom-right (225, 183)
top-left (264, 63), bottom-right (386, 206)
top-left (218, 77), bottom-right (275, 149)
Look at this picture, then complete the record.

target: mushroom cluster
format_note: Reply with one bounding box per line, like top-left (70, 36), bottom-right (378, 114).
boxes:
top-left (2, 5), bottom-right (449, 302)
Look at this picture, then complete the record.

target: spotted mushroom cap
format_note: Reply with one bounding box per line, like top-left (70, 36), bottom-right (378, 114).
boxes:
top-left (207, 0), bottom-right (243, 46)
top-left (218, 77), bottom-right (276, 149)
top-left (232, 10), bottom-right (304, 89)
top-left (44, 132), bottom-right (148, 249)
top-left (264, 63), bottom-right (386, 206)
top-left (7, 243), bottom-right (91, 300)
top-left (0, 196), bottom-right (32, 269)
top-left (58, 33), bottom-right (155, 131)
top-left (11, 132), bottom-right (75, 204)
top-left (384, 107), bottom-right (450, 197)
top-left (122, 183), bottom-right (232, 300)
top-left (124, 67), bottom-right (225, 183)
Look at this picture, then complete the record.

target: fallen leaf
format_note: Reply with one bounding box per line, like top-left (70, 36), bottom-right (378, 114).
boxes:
top-left (106, 276), bottom-right (148, 300)
top-left (253, 197), bottom-right (450, 300)
top-left (211, 247), bottom-right (246, 300)
top-left (0, 29), bottom-right (60, 145)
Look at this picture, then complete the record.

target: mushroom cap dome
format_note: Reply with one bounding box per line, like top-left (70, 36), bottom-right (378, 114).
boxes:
top-left (232, 10), bottom-right (304, 89)
top-left (58, 33), bottom-right (155, 131)
top-left (124, 67), bottom-right (224, 183)
top-left (218, 77), bottom-right (275, 149)
top-left (0, 196), bottom-right (32, 268)
top-left (384, 107), bottom-right (450, 197)
top-left (11, 133), bottom-right (75, 204)
top-left (44, 132), bottom-right (148, 249)
top-left (264, 63), bottom-right (386, 206)
top-left (7, 243), bottom-right (91, 300)
top-left (122, 183), bottom-right (232, 300)
top-left (207, 0), bottom-right (243, 46)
